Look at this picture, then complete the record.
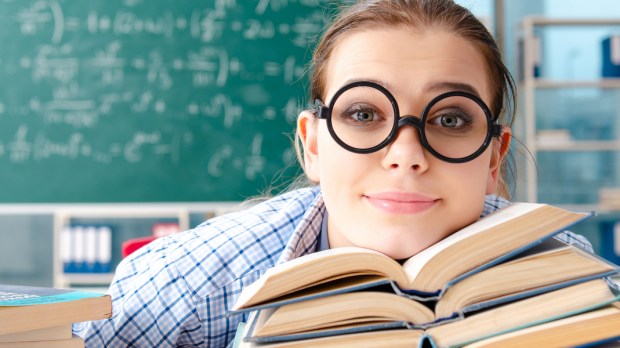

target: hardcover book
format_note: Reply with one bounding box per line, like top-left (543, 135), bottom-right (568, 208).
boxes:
top-left (0, 284), bottom-right (112, 336)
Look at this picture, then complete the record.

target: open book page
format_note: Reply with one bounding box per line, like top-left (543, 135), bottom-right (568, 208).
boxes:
top-left (254, 291), bottom-right (435, 338)
top-left (463, 305), bottom-right (620, 348)
top-left (401, 203), bottom-right (543, 284)
top-left (239, 325), bottom-right (422, 348)
top-left (434, 239), bottom-right (618, 319)
top-left (232, 247), bottom-right (408, 310)
top-left (233, 275), bottom-right (391, 314)
top-left (401, 203), bottom-right (590, 293)
top-left (427, 279), bottom-right (618, 348)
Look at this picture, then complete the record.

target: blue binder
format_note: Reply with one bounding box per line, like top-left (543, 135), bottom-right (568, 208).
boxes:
top-left (602, 36), bottom-right (620, 77)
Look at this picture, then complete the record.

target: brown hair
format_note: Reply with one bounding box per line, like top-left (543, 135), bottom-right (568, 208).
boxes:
top-left (295, 0), bottom-right (517, 198)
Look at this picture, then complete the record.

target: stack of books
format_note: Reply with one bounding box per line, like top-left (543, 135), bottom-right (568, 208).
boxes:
top-left (231, 203), bottom-right (620, 347)
top-left (0, 284), bottom-right (112, 347)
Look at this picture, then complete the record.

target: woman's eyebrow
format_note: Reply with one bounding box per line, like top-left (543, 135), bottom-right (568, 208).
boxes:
top-left (341, 77), bottom-right (392, 90)
top-left (423, 81), bottom-right (481, 97)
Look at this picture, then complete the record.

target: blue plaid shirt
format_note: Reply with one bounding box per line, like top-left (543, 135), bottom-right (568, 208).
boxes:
top-left (73, 186), bottom-right (593, 347)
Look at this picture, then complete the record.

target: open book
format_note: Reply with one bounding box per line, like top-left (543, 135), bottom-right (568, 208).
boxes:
top-left (243, 240), bottom-right (617, 339)
top-left (464, 303), bottom-right (620, 348)
top-left (0, 284), bottom-right (111, 336)
top-left (233, 203), bottom-right (594, 313)
top-left (237, 279), bottom-right (620, 347)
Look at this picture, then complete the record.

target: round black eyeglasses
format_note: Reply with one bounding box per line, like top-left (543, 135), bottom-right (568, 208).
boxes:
top-left (314, 80), bottom-right (502, 163)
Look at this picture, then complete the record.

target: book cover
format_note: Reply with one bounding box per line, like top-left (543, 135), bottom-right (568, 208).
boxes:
top-left (0, 284), bottom-right (112, 335)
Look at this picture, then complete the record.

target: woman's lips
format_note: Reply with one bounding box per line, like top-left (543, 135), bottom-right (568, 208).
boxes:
top-left (364, 192), bottom-right (438, 214)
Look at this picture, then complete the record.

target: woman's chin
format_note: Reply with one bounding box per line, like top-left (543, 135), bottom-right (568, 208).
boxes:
top-left (358, 239), bottom-right (430, 261)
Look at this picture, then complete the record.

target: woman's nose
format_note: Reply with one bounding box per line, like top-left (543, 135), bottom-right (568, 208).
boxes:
top-left (380, 124), bottom-right (430, 173)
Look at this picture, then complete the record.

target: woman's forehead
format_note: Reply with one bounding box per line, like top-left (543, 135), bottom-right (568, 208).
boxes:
top-left (323, 28), bottom-right (492, 105)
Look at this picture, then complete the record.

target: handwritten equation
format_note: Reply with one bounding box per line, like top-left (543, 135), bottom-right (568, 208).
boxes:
top-left (0, 0), bottom-right (328, 200)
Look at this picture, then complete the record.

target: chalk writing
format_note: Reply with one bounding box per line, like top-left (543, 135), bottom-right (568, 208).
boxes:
top-left (0, 0), bottom-right (330, 202)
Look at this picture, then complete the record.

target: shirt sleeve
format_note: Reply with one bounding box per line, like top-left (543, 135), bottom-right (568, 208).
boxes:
top-left (553, 230), bottom-right (594, 253)
top-left (73, 238), bottom-right (204, 347)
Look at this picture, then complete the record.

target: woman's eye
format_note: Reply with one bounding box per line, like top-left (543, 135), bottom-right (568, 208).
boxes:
top-left (429, 110), bottom-right (471, 130)
top-left (352, 110), bottom-right (376, 122)
top-left (341, 104), bottom-right (382, 123)
top-left (439, 114), bottom-right (463, 128)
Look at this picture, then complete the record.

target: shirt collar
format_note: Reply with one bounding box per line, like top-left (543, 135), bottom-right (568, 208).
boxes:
top-left (276, 186), bottom-right (326, 264)
top-left (316, 210), bottom-right (330, 252)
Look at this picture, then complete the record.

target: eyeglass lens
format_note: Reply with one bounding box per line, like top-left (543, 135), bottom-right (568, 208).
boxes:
top-left (328, 85), bottom-right (490, 160)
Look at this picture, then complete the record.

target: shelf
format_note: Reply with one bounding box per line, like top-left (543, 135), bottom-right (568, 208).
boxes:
top-left (535, 140), bottom-right (620, 151)
top-left (59, 273), bottom-right (115, 285)
top-left (51, 204), bottom-right (242, 288)
top-left (52, 209), bottom-right (188, 289)
top-left (533, 79), bottom-right (620, 89)
top-left (524, 17), bottom-right (620, 27)
top-left (519, 16), bottom-right (620, 203)
top-left (0, 202), bottom-right (240, 215)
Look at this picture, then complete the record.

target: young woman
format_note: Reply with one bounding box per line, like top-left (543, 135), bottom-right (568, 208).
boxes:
top-left (75, 1), bottom-right (592, 346)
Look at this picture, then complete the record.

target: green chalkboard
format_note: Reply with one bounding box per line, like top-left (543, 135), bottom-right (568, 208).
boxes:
top-left (0, 0), bottom-right (336, 203)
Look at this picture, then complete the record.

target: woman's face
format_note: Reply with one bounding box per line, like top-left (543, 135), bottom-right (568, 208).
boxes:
top-left (298, 28), bottom-right (509, 260)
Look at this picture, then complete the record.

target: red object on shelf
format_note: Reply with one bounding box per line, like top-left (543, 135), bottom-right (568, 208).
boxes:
top-left (121, 236), bottom-right (157, 258)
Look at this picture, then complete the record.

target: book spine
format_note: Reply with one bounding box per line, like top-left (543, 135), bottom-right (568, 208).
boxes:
top-left (97, 225), bottom-right (112, 273)
top-left (73, 225), bottom-right (85, 273)
top-left (391, 281), bottom-right (441, 301)
top-left (85, 225), bottom-right (98, 273)
top-left (61, 225), bottom-right (74, 273)
top-left (420, 333), bottom-right (438, 348)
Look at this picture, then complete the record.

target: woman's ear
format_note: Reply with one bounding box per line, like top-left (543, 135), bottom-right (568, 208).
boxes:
top-left (297, 110), bottom-right (320, 182)
top-left (486, 126), bottom-right (512, 195)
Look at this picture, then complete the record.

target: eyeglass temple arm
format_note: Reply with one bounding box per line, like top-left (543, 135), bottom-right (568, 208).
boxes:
top-left (314, 99), bottom-right (329, 119)
top-left (491, 123), bottom-right (502, 137)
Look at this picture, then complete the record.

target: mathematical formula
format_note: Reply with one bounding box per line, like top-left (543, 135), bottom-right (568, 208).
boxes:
top-left (0, 0), bottom-right (327, 183)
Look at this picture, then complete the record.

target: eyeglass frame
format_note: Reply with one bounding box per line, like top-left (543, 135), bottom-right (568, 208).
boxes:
top-left (313, 80), bottom-right (502, 163)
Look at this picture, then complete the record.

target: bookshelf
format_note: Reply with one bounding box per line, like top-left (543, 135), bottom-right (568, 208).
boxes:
top-left (51, 203), bottom-right (241, 289)
top-left (519, 17), bottom-right (620, 211)
top-left (0, 203), bottom-right (240, 289)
